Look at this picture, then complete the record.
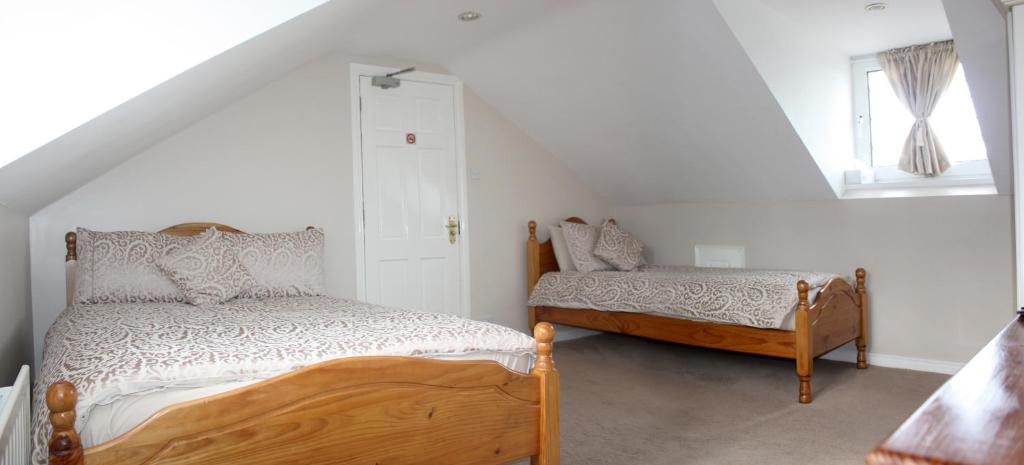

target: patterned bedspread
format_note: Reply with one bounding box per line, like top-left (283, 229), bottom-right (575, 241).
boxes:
top-left (528, 265), bottom-right (838, 329)
top-left (32, 296), bottom-right (534, 464)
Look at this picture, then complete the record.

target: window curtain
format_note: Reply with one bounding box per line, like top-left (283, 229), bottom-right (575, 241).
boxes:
top-left (877, 40), bottom-right (959, 176)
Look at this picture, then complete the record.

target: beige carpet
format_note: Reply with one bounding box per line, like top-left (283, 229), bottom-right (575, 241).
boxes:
top-left (547, 333), bottom-right (948, 465)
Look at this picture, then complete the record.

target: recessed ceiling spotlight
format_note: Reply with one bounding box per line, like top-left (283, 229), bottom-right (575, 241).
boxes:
top-left (458, 11), bottom-right (482, 21)
top-left (865, 2), bottom-right (888, 12)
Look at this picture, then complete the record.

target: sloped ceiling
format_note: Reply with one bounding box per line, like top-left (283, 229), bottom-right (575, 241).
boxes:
top-left (448, 0), bottom-right (839, 205)
top-left (0, 0), bottom-right (1012, 212)
top-left (942, 0), bottom-right (1013, 193)
top-left (0, 0), bottom-right (559, 213)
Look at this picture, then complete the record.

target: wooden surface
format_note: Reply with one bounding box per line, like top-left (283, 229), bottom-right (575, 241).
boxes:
top-left (866, 316), bottom-right (1024, 465)
top-left (525, 218), bottom-right (867, 404)
top-left (49, 323), bottom-right (560, 465)
top-left (534, 306), bottom-right (798, 358)
top-left (158, 222), bottom-right (245, 236)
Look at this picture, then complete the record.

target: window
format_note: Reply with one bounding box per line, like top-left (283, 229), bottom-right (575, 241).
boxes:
top-left (851, 57), bottom-right (991, 184)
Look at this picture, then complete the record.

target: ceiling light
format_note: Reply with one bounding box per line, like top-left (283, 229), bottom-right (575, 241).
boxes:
top-left (864, 2), bottom-right (888, 12)
top-left (458, 11), bottom-right (482, 21)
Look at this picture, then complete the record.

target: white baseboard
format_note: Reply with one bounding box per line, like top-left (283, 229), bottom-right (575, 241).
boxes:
top-left (821, 349), bottom-right (963, 375)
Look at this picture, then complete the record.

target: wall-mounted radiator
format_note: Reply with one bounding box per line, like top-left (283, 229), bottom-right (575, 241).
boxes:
top-left (0, 366), bottom-right (30, 465)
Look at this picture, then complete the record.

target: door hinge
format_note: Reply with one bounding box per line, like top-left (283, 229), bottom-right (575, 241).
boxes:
top-left (359, 96), bottom-right (363, 112)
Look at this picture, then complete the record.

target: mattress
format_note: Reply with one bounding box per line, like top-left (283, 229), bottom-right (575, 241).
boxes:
top-left (528, 265), bottom-right (839, 330)
top-left (32, 296), bottom-right (535, 464)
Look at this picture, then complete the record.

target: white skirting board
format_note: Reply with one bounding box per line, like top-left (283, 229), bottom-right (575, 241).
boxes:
top-left (821, 347), bottom-right (964, 375)
top-left (554, 330), bottom-right (964, 375)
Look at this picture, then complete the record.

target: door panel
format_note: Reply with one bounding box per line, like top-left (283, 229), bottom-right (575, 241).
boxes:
top-left (360, 76), bottom-right (461, 315)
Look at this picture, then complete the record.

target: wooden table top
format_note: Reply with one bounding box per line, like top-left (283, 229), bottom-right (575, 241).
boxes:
top-left (866, 316), bottom-right (1024, 465)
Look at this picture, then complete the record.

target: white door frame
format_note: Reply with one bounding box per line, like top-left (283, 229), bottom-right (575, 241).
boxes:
top-left (349, 63), bottom-right (471, 317)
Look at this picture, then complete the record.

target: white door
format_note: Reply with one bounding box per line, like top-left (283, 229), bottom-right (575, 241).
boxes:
top-left (359, 75), bottom-right (463, 315)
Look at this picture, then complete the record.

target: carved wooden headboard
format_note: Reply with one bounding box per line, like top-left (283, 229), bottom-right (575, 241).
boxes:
top-left (63, 223), bottom-right (247, 306)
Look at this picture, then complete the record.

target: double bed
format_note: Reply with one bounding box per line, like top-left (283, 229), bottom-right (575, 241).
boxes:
top-left (40, 223), bottom-right (559, 465)
top-left (527, 218), bottom-right (867, 404)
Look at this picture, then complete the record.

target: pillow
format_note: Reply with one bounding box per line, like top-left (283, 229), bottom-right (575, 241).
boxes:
top-left (157, 228), bottom-right (256, 306)
top-left (593, 220), bottom-right (645, 271)
top-left (548, 225), bottom-right (577, 272)
top-left (226, 228), bottom-right (327, 298)
top-left (560, 221), bottom-right (613, 272)
top-left (72, 228), bottom-right (197, 304)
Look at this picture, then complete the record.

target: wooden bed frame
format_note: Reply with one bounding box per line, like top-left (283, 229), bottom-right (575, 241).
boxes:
top-left (527, 218), bottom-right (867, 404)
top-left (49, 223), bottom-right (560, 465)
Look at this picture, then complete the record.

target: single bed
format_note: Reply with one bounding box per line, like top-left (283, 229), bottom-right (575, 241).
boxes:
top-left (43, 223), bottom-right (559, 465)
top-left (526, 218), bottom-right (867, 404)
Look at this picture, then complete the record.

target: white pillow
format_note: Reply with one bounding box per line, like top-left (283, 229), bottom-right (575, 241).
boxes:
top-left (548, 225), bottom-right (577, 272)
top-left (560, 221), bottom-right (614, 272)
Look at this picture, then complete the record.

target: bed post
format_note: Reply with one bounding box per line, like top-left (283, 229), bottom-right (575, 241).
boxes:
top-left (855, 268), bottom-right (869, 369)
top-left (47, 381), bottom-right (84, 465)
top-left (795, 280), bottom-right (813, 404)
top-left (527, 220), bottom-right (540, 331)
top-left (532, 322), bottom-right (559, 465)
top-left (65, 232), bottom-right (77, 306)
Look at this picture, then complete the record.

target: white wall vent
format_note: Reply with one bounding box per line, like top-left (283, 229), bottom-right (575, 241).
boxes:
top-left (695, 245), bottom-right (746, 268)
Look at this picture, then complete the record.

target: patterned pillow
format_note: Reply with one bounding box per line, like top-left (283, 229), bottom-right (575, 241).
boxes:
top-left (560, 221), bottom-right (613, 272)
top-left (156, 228), bottom-right (256, 306)
top-left (593, 220), bottom-right (645, 271)
top-left (225, 228), bottom-right (327, 298)
top-left (72, 228), bottom-right (197, 304)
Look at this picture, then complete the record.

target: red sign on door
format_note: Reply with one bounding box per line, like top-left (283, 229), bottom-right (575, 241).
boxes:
top-left (406, 133), bottom-right (416, 144)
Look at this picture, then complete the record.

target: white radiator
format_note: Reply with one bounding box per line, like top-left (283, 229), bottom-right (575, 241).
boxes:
top-left (0, 366), bottom-right (30, 465)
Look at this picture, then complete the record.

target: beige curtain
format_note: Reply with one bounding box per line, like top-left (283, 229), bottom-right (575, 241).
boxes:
top-left (878, 40), bottom-right (959, 176)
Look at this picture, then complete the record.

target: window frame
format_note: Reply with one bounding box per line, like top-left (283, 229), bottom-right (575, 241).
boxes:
top-left (849, 55), bottom-right (992, 186)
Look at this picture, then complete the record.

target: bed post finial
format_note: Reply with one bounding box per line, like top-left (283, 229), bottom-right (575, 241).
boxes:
top-left (795, 280), bottom-right (813, 404)
top-left (855, 268), bottom-right (868, 369)
top-left (528, 220), bottom-right (537, 241)
top-left (533, 322), bottom-right (555, 373)
top-left (65, 232), bottom-right (77, 262)
top-left (532, 322), bottom-right (559, 464)
top-left (47, 381), bottom-right (84, 465)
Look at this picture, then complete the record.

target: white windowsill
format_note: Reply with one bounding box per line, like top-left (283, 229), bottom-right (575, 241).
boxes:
top-left (843, 175), bottom-right (997, 199)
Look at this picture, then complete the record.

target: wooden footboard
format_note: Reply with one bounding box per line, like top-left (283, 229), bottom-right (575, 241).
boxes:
top-left (527, 218), bottom-right (867, 404)
top-left (795, 270), bottom-right (868, 403)
top-left (48, 324), bottom-right (560, 465)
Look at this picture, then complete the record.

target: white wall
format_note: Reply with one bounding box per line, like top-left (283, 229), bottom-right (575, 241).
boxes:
top-left (714, 0), bottom-right (854, 197)
top-left (0, 203), bottom-right (31, 384)
top-left (28, 53), bottom-right (608, 366)
top-left (612, 195), bottom-right (1015, 367)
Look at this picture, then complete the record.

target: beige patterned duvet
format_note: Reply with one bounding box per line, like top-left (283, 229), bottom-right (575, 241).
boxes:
top-left (528, 265), bottom-right (838, 330)
top-left (32, 296), bottom-right (534, 464)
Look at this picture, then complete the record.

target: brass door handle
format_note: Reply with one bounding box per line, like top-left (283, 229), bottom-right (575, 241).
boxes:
top-left (446, 215), bottom-right (459, 244)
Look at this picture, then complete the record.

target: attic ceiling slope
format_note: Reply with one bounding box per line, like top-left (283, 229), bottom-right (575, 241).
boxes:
top-left (0, 1), bottom-right (373, 213)
top-left (0, 0), bottom-right (570, 213)
top-left (447, 0), bottom-right (837, 205)
top-left (0, 0), bottom-right (330, 170)
top-left (941, 0), bottom-right (1012, 194)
